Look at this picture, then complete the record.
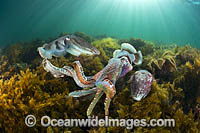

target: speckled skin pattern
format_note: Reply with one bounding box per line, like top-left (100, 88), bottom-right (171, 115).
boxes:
top-left (129, 70), bottom-right (153, 101)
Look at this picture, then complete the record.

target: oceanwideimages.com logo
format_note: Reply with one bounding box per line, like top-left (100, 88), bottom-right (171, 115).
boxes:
top-left (25, 115), bottom-right (175, 129)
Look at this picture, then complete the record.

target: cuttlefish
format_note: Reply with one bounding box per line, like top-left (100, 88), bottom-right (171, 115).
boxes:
top-left (38, 35), bottom-right (100, 59)
top-left (42, 43), bottom-right (144, 116)
top-left (128, 70), bottom-right (153, 101)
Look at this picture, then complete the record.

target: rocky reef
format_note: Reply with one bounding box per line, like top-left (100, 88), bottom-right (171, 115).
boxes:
top-left (0, 32), bottom-right (200, 132)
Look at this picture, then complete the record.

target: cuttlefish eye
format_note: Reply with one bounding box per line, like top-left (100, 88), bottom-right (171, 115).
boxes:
top-left (64, 38), bottom-right (71, 47)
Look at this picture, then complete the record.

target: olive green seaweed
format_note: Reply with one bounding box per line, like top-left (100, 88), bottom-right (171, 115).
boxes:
top-left (0, 32), bottom-right (199, 132)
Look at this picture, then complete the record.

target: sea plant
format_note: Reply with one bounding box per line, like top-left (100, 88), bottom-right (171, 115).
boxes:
top-left (0, 33), bottom-right (199, 132)
top-left (143, 49), bottom-right (177, 74)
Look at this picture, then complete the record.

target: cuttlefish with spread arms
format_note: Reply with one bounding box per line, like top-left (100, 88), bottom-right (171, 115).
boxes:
top-left (38, 35), bottom-right (100, 59)
top-left (42, 43), bottom-right (146, 116)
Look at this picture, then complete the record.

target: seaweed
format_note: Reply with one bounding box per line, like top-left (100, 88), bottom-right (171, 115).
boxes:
top-left (2, 43), bottom-right (22, 64)
top-left (141, 47), bottom-right (177, 83)
top-left (174, 45), bottom-right (200, 65)
top-left (173, 56), bottom-right (200, 114)
top-left (144, 49), bottom-right (177, 73)
top-left (0, 56), bottom-right (17, 80)
top-left (92, 37), bottom-right (120, 60)
top-left (0, 32), bottom-right (200, 132)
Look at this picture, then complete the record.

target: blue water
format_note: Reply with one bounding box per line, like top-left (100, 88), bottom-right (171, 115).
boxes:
top-left (0, 0), bottom-right (200, 47)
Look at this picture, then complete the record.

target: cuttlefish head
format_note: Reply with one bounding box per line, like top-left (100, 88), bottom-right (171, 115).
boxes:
top-left (113, 43), bottom-right (143, 65)
top-left (66, 35), bottom-right (100, 56)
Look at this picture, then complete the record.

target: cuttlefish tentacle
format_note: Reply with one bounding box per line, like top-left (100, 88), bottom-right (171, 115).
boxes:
top-left (87, 89), bottom-right (103, 117)
top-left (96, 79), bottom-right (116, 116)
top-left (84, 59), bottom-right (121, 116)
top-left (69, 87), bottom-right (98, 97)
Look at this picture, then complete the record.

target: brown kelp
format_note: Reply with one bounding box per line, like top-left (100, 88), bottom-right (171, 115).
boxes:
top-left (0, 32), bottom-right (200, 132)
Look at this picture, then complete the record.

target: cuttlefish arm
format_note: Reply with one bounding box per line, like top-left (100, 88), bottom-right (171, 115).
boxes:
top-left (133, 51), bottom-right (143, 65)
top-left (69, 88), bottom-right (98, 97)
top-left (42, 59), bottom-right (96, 88)
top-left (42, 59), bottom-right (72, 77)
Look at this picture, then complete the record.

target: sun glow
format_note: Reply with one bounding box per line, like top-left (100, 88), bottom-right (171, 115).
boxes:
top-left (119, 0), bottom-right (160, 5)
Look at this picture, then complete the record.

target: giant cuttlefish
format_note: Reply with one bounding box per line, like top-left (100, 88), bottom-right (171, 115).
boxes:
top-left (128, 70), bottom-right (153, 101)
top-left (38, 35), bottom-right (100, 59)
top-left (41, 43), bottom-right (147, 116)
